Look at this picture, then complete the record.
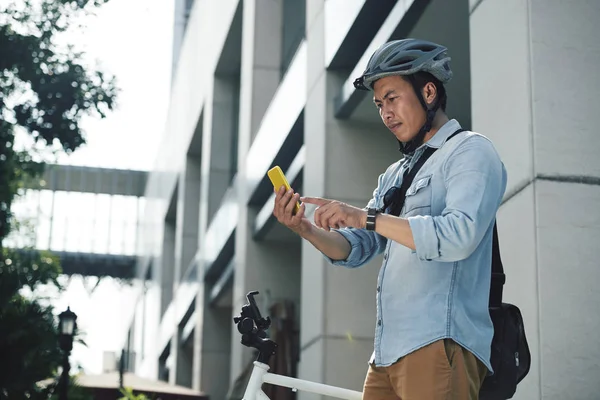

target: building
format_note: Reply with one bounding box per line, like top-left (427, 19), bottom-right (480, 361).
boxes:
top-left (120, 0), bottom-right (600, 399)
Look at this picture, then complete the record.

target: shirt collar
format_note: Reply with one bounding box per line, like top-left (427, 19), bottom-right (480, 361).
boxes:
top-left (419, 119), bottom-right (462, 150)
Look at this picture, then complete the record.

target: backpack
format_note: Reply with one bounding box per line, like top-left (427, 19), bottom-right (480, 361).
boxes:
top-left (479, 223), bottom-right (531, 399)
top-left (387, 129), bottom-right (531, 399)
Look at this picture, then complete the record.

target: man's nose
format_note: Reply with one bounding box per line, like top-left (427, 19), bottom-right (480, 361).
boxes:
top-left (382, 105), bottom-right (394, 120)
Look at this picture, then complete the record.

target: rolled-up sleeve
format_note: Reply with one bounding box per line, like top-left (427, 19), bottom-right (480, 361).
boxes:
top-left (408, 136), bottom-right (507, 262)
top-left (324, 227), bottom-right (387, 268)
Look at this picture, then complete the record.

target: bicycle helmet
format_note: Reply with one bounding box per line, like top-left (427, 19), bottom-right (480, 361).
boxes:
top-left (353, 39), bottom-right (453, 154)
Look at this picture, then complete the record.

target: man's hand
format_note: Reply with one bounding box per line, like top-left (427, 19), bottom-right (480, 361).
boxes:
top-left (273, 186), bottom-right (312, 235)
top-left (273, 189), bottom-right (354, 261)
top-left (300, 197), bottom-right (367, 231)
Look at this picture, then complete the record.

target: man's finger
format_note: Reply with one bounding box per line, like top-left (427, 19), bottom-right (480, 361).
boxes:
top-left (300, 196), bottom-right (331, 206)
top-left (313, 202), bottom-right (333, 229)
top-left (276, 189), bottom-right (291, 217)
top-left (327, 213), bottom-right (344, 232)
top-left (274, 186), bottom-right (286, 217)
top-left (279, 192), bottom-right (292, 217)
top-left (274, 185), bottom-right (285, 200)
top-left (319, 206), bottom-right (339, 232)
top-left (313, 207), bottom-right (322, 229)
top-left (293, 203), bottom-right (306, 222)
top-left (285, 192), bottom-right (300, 216)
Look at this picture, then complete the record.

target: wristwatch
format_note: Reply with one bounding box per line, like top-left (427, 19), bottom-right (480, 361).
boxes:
top-left (366, 207), bottom-right (378, 231)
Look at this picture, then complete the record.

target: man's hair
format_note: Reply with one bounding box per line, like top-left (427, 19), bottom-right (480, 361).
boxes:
top-left (406, 72), bottom-right (448, 112)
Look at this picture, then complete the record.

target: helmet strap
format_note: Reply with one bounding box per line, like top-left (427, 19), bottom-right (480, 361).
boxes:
top-left (397, 76), bottom-right (440, 155)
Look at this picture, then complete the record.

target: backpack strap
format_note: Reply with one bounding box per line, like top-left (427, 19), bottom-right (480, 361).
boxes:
top-left (490, 221), bottom-right (505, 308)
top-left (445, 128), bottom-right (466, 143)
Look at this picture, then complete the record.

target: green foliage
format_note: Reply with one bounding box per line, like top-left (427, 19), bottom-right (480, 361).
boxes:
top-left (119, 387), bottom-right (152, 400)
top-left (0, 0), bottom-right (118, 244)
top-left (0, 127), bottom-right (43, 242)
top-left (0, 248), bottom-right (63, 399)
top-left (0, 248), bottom-right (62, 303)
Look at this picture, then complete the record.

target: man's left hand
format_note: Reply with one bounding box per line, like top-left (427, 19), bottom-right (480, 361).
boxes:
top-left (300, 196), bottom-right (367, 231)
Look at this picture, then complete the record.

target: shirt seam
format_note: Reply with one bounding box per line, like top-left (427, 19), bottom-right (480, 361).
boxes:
top-left (375, 246), bottom-right (390, 364)
top-left (446, 261), bottom-right (458, 335)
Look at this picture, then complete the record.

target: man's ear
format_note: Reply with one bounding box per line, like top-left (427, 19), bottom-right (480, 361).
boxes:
top-left (422, 82), bottom-right (438, 106)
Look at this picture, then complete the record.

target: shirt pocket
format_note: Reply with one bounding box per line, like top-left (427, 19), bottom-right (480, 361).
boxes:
top-left (402, 174), bottom-right (432, 217)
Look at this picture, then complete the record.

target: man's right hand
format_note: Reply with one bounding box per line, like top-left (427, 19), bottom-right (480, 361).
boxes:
top-left (272, 186), bottom-right (352, 261)
top-left (273, 186), bottom-right (312, 235)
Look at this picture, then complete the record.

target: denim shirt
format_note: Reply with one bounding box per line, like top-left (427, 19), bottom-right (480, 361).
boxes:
top-left (326, 119), bottom-right (507, 372)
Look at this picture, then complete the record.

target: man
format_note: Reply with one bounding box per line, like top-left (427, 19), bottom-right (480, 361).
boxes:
top-left (273, 39), bottom-right (507, 399)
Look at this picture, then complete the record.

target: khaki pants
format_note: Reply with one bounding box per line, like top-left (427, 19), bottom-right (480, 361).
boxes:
top-left (362, 339), bottom-right (488, 400)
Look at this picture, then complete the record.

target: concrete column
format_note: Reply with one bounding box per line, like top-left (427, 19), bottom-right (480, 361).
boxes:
top-left (231, 0), bottom-right (290, 386)
top-left (174, 158), bottom-right (201, 286)
top-left (244, 0), bottom-right (284, 143)
top-left (160, 221), bottom-right (175, 316)
top-left (192, 78), bottom-right (233, 394)
top-left (298, 2), bottom-right (403, 397)
top-left (140, 265), bottom-right (161, 379)
top-left (195, 288), bottom-right (233, 399)
top-left (470, 1), bottom-right (600, 399)
top-left (208, 76), bottom-right (238, 222)
top-left (170, 157), bottom-right (201, 387)
top-left (175, 335), bottom-right (194, 387)
top-left (191, 2), bottom-right (245, 394)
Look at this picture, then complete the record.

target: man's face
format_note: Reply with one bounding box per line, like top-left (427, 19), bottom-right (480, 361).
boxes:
top-left (373, 75), bottom-right (431, 143)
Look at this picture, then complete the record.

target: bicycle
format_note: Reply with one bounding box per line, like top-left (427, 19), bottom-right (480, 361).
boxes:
top-left (234, 291), bottom-right (363, 400)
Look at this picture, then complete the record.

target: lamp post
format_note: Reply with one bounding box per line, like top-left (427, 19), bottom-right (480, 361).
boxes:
top-left (58, 307), bottom-right (77, 400)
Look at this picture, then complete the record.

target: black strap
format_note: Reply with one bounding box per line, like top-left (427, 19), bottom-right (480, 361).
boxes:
top-left (395, 129), bottom-right (465, 211)
top-left (395, 128), bottom-right (505, 308)
top-left (393, 146), bottom-right (436, 213)
top-left (490, 222), bottom-right (505, 308)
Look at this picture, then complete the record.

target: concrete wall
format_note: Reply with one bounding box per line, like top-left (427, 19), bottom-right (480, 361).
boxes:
top-left (471, 0), bottom-right (600, 398)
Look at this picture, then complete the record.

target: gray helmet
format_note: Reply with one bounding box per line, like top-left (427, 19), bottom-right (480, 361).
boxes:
top-left (353, 38), bottom-right (452, 91)
top-left (354, 39), bottom-right (453, 155)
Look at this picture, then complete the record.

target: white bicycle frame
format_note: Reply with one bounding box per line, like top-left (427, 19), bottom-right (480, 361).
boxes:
top-left (243, 361), bottom-right (362, 400)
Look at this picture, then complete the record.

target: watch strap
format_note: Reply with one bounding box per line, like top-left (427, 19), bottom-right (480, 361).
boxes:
top-left (366, 207), bottom-right (378, 231)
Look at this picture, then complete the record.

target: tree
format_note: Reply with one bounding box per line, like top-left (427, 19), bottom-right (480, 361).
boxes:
top-left (0, 249), bottom-right (63, 399)
top-left (0, 0), bottom-right (117, 397)
top-left (0, 0), bottom-right (117, 245)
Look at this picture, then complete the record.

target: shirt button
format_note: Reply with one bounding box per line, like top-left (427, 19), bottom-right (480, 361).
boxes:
top-left (384, 253), bottom-right (388, 260)
top-left (378, 320), bottom-right (382, 326)
top-left (377, 286), bottom-right (381, 292)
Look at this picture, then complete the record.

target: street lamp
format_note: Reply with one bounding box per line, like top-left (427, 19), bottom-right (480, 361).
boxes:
top-left (58, 307), bottom-right (77, 400)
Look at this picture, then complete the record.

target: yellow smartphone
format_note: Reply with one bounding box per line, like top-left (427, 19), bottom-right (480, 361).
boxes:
top-left (267, 166), bottom-right (301, 214)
